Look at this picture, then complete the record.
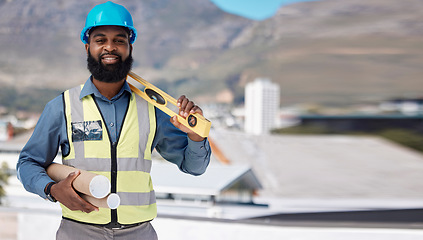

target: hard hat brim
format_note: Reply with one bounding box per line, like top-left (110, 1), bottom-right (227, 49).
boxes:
top-left (80, 25), bottom-right (137, 44)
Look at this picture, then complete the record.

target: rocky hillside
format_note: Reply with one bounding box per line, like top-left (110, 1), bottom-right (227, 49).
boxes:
top-left (1, 0), bottom-right (423, 108)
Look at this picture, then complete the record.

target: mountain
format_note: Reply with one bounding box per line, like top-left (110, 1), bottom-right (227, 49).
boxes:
top-left (1, 0), bottom-right (423, 109)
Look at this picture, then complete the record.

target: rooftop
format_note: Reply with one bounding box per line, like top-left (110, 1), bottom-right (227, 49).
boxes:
top-left (210, 129), bottom-right (423, 202)
top-left (151, 163), bottom-right (262, 197)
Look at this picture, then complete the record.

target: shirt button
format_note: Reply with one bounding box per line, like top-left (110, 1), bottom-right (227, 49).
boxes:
top-left (110, 122), bottom-right (114, 127)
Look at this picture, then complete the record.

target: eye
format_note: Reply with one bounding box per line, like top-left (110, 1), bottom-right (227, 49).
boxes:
top-left (115, 39), bottom-right (127, 44)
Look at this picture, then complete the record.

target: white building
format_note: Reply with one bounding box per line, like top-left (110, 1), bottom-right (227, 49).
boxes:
top-left (244, 78), bottom-right (280, 135)
top-left (0, 122), bottom-right (7, 142)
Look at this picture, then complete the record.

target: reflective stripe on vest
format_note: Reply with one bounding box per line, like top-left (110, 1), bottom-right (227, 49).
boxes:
top-left (61, 84), bottom-right (157, 225)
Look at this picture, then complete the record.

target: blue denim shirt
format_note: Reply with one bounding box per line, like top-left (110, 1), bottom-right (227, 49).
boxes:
top-left (17, 78), bottom-right (211, 199)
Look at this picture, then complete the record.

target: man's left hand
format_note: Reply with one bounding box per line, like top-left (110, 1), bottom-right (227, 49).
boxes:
top-left (170, 95), bottom-right (205, 142)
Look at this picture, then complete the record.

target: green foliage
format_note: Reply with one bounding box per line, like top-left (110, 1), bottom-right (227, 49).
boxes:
top-left (272, 125), bottom-right (332, 135)
top-left (0, 86), bottom-right (61, 112)
top-left (0, 162), bottom-right (11, 204)
top-left (273, 126), bottom-right (423, 153)
top-left (377, 129), bottom-right (423, 153)
top-left (0, 86), bottom-right (18, 107)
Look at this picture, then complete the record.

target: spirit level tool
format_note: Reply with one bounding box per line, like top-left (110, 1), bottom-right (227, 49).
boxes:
top-left (127, 71), bottom-right (211, 138)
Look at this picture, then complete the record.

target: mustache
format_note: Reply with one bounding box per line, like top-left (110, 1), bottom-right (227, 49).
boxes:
top-left (99, 52), bottom-right (122, 59)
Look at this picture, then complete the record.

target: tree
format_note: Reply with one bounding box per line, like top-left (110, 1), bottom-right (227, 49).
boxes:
top-left (0, 162), bottom-right (11, 205)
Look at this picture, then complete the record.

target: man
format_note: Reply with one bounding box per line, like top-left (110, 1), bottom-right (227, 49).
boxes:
top-left (16, 2), bottom-right (211, 239)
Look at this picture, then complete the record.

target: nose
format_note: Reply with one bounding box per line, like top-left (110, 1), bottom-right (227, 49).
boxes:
top-left (104, 41), bottom-right (117, 52)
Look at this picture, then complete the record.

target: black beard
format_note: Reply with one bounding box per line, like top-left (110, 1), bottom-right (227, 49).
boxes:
top-left (87, 49), bottom-right (133, 83)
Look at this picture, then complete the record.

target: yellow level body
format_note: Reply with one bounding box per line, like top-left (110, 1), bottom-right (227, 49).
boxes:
top-left (127, 72), bottom-right (211, 138)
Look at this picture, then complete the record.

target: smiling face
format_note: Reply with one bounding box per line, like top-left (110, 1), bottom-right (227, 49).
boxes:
top-left (85, 25), bottom-right (133, 83)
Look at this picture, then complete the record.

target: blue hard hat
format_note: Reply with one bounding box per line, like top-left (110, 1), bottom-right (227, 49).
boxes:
top-left (81, 1), bottom-right (137, 44)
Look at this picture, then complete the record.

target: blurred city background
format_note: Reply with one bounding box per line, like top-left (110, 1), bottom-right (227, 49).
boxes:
top-left (1, 0), bottom-right (423, 239)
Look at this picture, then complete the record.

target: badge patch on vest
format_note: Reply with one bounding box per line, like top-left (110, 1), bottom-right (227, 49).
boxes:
top-left (71, 120), bottom-right (103, 142)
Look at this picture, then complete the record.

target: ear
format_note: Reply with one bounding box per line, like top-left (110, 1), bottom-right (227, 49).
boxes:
top-left (85, 43), bottom-right (90, 55)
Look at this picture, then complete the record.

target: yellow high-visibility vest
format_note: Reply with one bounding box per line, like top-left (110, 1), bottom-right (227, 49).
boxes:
top-left (61, 84), bottom-right (157, 225)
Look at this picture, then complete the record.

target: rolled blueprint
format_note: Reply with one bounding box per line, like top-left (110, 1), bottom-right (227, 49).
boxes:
top-left (81, 193), bottom-right (120, 209)
top-left (46, 163), bottom-right (111, 199)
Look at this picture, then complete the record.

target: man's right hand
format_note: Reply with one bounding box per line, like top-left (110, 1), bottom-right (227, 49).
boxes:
top-left (50, 170), bottom-right (99, 213)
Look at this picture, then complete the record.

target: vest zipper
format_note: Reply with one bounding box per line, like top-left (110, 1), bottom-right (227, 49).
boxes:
top-left (89, 93), bottom-right (132, 228)
top-left (111, 141), bottom-right (118, 225)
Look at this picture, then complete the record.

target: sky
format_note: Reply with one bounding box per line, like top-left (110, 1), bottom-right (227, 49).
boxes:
top-left (210, 0), bottom-right (319, 20)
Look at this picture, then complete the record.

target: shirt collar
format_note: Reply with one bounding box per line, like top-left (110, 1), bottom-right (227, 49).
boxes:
top-left (80, 76), bottom-right (133, 101)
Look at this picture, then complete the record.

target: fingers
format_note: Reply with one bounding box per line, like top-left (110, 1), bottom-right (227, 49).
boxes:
top-left (189, 105), bottom-right (202, 114)
top-left (66, 170), bottom-right (80, 183)
top-left (177, 95), bottom-right (203, 118)
top-left (170, 115), bottom-right (181, 129)
top-left (51, 171), bottom-right (99, 213)
top-left (78, 199), bottom-right (99, 213)
top-left (66, 190), bottom-right (99, 213)
top-left (177, 95), bottom-right (191, 118)
top-left (173, 96), bottom-right (206, 142)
